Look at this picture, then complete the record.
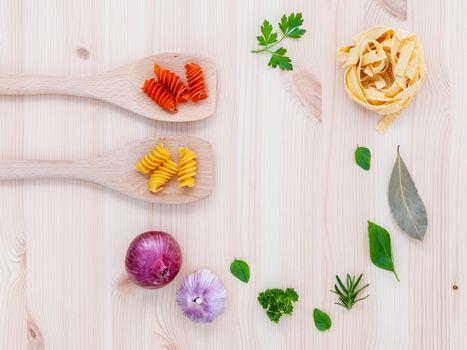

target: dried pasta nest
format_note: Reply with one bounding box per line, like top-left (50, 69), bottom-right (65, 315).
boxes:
top-left (338, 26), bottom-right (426, 133)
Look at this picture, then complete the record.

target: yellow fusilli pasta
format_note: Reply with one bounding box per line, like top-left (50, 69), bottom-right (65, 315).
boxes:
top-left (135, 144), bottom-right (171, 175)
top-left (148, 159), bottom-right (178, 193)
top-left (177, 147), bottom-right (197, 188)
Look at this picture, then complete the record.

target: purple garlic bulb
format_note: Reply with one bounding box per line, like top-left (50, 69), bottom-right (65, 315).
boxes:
top-left (176, 269), bottom-right (227, 323)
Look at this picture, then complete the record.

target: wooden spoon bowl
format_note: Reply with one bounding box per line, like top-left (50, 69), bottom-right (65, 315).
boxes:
top-left (0, 53), bottom-right (217, 122)
top-left (0, 136), bottom-right (214, 204)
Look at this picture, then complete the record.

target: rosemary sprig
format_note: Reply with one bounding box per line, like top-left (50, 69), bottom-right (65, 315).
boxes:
top-left (330, 273), bottom-right (369, 310)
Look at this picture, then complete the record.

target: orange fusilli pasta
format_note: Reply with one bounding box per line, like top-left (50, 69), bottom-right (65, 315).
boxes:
top-left (142, 79), bottom-right (177, 113)
top-left (154, 64), bottom-right (190, 104)
top-left (185, 63), bottom-right (208, 103)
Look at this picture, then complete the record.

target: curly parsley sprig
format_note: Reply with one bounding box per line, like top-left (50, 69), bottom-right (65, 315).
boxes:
top-left (258, 288), bottom-right (299, 323)
top-left (251, 13), bottom-right (306, 71)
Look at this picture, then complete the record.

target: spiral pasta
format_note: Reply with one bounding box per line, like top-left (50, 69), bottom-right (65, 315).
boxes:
top-left (338, 27), bottom-right (425, 133)
top-left (185, 63), bottom-right (208, 103)
top-left (177, 147), bottom-right (197, 188)
top-left (142, 78), bottom-right (177, 113)
top-left (148, 159), bottom-right (178, 193)
top-left (135, 143), bottom-right (171, 175)
top-left (153, 64), bottom-right (190, 104)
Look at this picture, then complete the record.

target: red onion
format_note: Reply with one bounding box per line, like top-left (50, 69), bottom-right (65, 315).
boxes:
top-left (125, 231), bottom-right (182, 289)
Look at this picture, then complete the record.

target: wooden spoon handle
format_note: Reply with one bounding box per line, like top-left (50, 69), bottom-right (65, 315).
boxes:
top-left (0, 160), bottom-right (90, 180)
top-left (0, 75), bottom-right (94, 97)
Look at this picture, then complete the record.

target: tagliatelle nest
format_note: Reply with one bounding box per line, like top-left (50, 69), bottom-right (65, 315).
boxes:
top-left (338, 26), bottom-right (425, 133)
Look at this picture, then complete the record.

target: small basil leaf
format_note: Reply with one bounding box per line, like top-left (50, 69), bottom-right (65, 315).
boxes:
top-left (368, 221), bottom-right (399, 281)
top-left (230, 259), bottom-right (250, 283)
top-left (355, 146), bottom-right (371, 171)
top-left (313, 308), bottom-right (332, 331)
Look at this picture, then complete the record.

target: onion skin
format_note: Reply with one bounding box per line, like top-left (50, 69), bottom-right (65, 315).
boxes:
top-left (125, 231), bottom-right (182, 289)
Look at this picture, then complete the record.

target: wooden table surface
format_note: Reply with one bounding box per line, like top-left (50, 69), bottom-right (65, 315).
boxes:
top-left (1, 0), bottom-right (466, 349)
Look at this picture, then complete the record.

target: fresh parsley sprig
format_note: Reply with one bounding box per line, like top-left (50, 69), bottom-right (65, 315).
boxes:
top-left (330, 274), bottom-right (369, 310)
top-left (251, 13), bottom-right (306, 71)
top-left (258, 288), bottom-right (299, 323)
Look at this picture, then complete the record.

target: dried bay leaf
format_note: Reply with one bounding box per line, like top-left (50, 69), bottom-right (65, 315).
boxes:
top-left (388, 147), bottom-right (428, 240)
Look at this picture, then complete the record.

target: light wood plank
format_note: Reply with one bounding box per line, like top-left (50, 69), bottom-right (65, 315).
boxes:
top-left (0, 0), bottom-right (466, 349)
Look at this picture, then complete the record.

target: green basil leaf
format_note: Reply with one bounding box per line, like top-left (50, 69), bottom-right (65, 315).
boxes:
top-left (355, 146), bottom-right (371, 171)
top-left (368, 221), bottom-right (399, 281)
top-left (313, 308), bottom-right (332, 331)
top-left (388, 146), bottom-right (428, 240)
top-left (230, 259), bottom-right (250, 283)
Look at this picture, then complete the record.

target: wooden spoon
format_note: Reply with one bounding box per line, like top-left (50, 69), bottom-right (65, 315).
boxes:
top-left (0, 136), bottom-right (213, 204)
top-left (0, 53), bottom-right (216, 122)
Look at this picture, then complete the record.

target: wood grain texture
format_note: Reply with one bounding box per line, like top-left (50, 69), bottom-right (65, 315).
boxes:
top-left (0, 53), bottom-right (217, 122)
top-left (0, 0), bottom-right (466, 349)
top-left (0, 136), bottom-right (213, 204)
top-left (289, 65), bottom-right (322, 121)
top-left (375, 0), bottom-right (407, 20)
